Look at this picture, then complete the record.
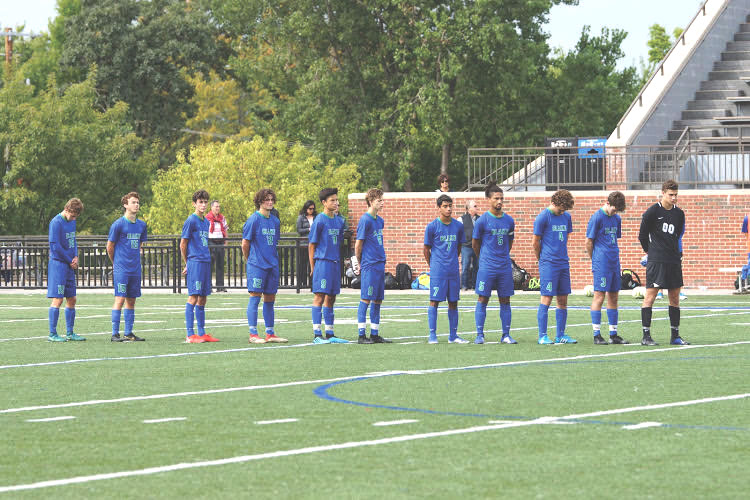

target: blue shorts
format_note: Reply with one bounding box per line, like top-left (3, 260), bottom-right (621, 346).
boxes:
top-left (360, 264), bottom-right (385, 301)
top-left (539, 265), bottom-right (571, 296)
top-left (186, 260), bottom-right (212, 296)
top-left (312, 260), bottom-right (340, 296)
top-left (114, 272), bottom-right (142, 298)
top-left (429, 275), bottom-right (460, 303)
top-left (592, 265), bottom-right (621, 293)
top-left (47, 259), bottom-right (76, 298)
top-left (475, 263), bottom-right (515, 298)
top-left (246, 263), bottom-right (279, 294)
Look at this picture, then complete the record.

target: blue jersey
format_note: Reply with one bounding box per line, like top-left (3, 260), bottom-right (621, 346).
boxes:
top-left (181, 214), bottom-right (210, 262)
top-left (108, 217), bottom-right (148, 275)
top-left (586, 209), bottom-right (621, 267)
top-left (242, 211), bottom-right (280, 269)
top-left (473, 211), bottom-right (514, 269)
top-left (533, 208), bottom-right (573, 267)
top-left (424, 218), bottom-right (464, 278)
top-left (309, 213), bottom-right (347, 262)
top-left (48, 213), bottom-right (77, 263)
top-left (356, 212), bottom-right (386, 268)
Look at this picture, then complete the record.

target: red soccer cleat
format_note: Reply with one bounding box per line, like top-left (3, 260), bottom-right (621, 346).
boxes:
top-left (186, 335), bottom-right (205, 344)
top-left (201, 333), bottom-right (220, 342)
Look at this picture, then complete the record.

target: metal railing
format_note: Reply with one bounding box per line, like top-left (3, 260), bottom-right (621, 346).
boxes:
top-left (0, 235), bottom-right (352, 292)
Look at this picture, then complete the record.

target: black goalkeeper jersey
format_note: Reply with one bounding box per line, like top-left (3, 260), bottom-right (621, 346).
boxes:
top-left (638, 202), bottom-right (685, 264)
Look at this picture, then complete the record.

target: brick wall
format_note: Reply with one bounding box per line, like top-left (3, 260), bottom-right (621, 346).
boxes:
top-left (348, 190), bottom-right (750, 289)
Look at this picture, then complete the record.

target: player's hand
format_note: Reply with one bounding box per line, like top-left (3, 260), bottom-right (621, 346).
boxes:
top-left (352, 262), bottom-right (360, 275)
top-left (182, 265), bottom-right (187, 275)
top-left (70, 257), bottom-right (79, 270)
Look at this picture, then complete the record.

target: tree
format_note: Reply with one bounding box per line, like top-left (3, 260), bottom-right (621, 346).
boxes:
top-left (147, 136), bottom-right (360, 234)
top-left (0, 71), bottom-right (158, 235)
top-left (643, 24), bottom-right (684, 77)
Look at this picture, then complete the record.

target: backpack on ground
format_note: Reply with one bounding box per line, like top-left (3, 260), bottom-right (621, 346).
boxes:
top-left (511, 259), bottom-right (531, 290)
top-left (384, 272), bottom-right (399, 289)
top-left (395, 263), bottom-right (413, 290)
top-left (621, 269), bottom-right (641, 290)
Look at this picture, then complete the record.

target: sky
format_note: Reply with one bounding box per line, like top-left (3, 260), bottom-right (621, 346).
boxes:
top-left (3, 0), bottom-right (706, 69)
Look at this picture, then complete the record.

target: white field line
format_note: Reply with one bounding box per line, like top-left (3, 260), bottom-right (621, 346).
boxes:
top-left (142, 418), bottom-right (186, 424)
top-left (25, 416), bottom-right (75, 423)
top-left (622, 422), bottom-right (662, 430)
top-left (372, 419), bottom-right (419, 426)
top-left (2, 341), bottom-right (749, 415)
top-left (1, 392), bottom-right (747, 493)
top-left (254, 418), bottom-right (298, 425)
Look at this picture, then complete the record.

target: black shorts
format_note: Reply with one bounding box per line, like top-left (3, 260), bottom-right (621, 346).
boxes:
top-left (645, 261), bottom-right (683, 290)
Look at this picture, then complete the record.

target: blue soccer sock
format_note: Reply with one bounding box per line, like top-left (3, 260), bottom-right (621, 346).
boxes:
top-left (447, 308), bottom-right (459, 338)
top-left (591, 309), bottom-right (602, 336)
top-left (428, 305), bottom-right (438, 335)
top-left (606, 308), bottom-right (619, 336)
top-left (322, 306), bottom-right (334, 335)
top-left (474, 301), bottom-right (487, 336)
top-left (111, 309), bottom-right (121, 336)
top-left (500, 302), bottom-right (512, 336)
top-left (357, 300), bottom-right (368, 336)
top-left (556, 308), bottom-right (568, 338)
top-left (123, 308), bottom-right (135, 335)
top-left (185, 303), bottom-right (195, 336)
top-left (370, 302), bottom-right (381, 336)
top-left (263, 301), bottom-right (275, 334)
top-left (247, 295), bottom-right (261, 334)
top-left (48, 307), bottom-right (60, 335)
top-left (537, 304), bottom-right (550, 338)
top-left (311, 305), bottom-right (323, 336)
top-left (64, 307), bottom-right (75, 334)
top-left (195, 305), bottom-right (206, 335)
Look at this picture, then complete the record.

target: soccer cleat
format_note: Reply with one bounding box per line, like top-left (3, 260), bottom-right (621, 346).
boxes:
top-left (448, 336), bottom-right (470, 344)
top-left (248, 334), bottom-right (267, 344)
top-left (670, 336), bottom-right (690, 345)
top-left (265, 334), bottom-right (288, 343)
top-left (679, 292), bottom-right (687, 301)
top-left (186, 334), bottom-right (205, 343)
top-left (313, 336), bottom-right (331, 344)
top-left (428, 333), bottom-right (438, 344)
top-left (609, 334), bottom-right (629, 344)
top-left (48, 333), bottom-right (67, 342)
top-left (201, 334), bottom-right (220, 342)
top-left (474, 334), bottom-right (485, 345)
top-left (66, 333), bottom-right (86, 341)
top-left (358, 336), bottom-right (374, 344)
top-left (656, 291), bottom-right (664, 300)
top-left (593, 334), bottom-right (608, 345)
top-left (537, 335), bottom-right (554, 345)
top-left (501, 334), bottom-right (518, 344)
top-left (111, 334), bottom-right (124, 342)
top-left (555, 335), bottom-right (577, 344)
top-left (326, 335), bottom-right (349, 343)
top-left (370, 335), bottom-right (392, 344)
top-left (122, 334), bottom-right (145, 342)
top-left (641, 335), bottom-right (658, 346)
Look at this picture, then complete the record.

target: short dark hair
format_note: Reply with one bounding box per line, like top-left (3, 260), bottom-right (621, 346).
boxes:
top-left (319, 187), bottom-right (338, 202)
top-left (662, 179), bottom-right (678, 192)
top-left (254, 188), bottom-right (276, 209)
top-left (121, 192), bottom-right (139, 207)
top-left (436, 194), bottom-right (453, 207)
top-left (607, 191), bottom-right (626, 212)
top-left (485, 181), bottom-right (503, 198)
top-left (437, 174), bottom-right (450, 185)
top-left (192, 190), bottom-right (210, 203)
top-left (550, 189), bottom-right (574, 210)
top-left (210, 200), bottom-right (220, 207)
top-left (299, 200), bottom-right (317, 216)
top-left (365, 188), bottom-right (383, 207)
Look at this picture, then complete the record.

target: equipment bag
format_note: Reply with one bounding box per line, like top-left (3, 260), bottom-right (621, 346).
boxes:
top-left (511, 259), bottom-right (531, 290)
top-left (620, 269), bottom-right (642, 290)
top-left (395, 263), bottom-right (413, 290)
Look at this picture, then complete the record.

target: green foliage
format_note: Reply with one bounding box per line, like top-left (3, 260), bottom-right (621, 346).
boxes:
top-left (0, 71), bottom-right (158, 235)
top-left (147, 136), bottom-right (360, 234)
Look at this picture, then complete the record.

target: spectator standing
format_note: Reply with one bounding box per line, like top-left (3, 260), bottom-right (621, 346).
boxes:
top-left (296, 200), bottom-right (317, 237)
top-left (435, 174), bottom-right (451, 193)
top-left (460, 200), bottom-right (479, 290)
top-left (206, 200), bottom-right (228, 292)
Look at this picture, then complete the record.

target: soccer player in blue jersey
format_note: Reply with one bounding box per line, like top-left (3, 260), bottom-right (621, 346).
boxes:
top-left (107, 192), bottom-right (148, 342)
top-left (472, 182), bottom-right (516, 345)
top-left (741, 214), bottom-right (750, 289)
top-left (47, 198), bottom-right (85, 342)
top-left (533, 189), bottom-right (576, 345)
top-left (242, 188), bottom-right (288, 344)
top-left (424, 194), bottom-right (467, 344)
top-left (309, 188), bottom-right (349, 344)
top-left (353, 188), bottom-right (392, 344)
top-left (586, 191), bottom-right (629, 345)
top-left (180, 189), bottom-right (219, 344)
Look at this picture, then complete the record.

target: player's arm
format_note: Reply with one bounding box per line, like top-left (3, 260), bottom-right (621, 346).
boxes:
top-left (532, 234), bottom-right (542, 261)
top-left (585, 238), bottom-right (594, 259)
top-left (508, 234), bottom-right (514, 252)
top-left (180, 238), bottom-right (189, 275)
top-left (353, 239), bottom-right (364, 275)
top-left (638, 208), bottom-right (652, 253)
top-left (423, 244), bottom-right (432, 266)
top-left (308, 242), bottom-right (317, 275)
top-left (106, 241), bottom-right (115, 263)
top-left (241, 239), bottom-right (250, 261)
top-left (471, 238), bottom-right (481, 258)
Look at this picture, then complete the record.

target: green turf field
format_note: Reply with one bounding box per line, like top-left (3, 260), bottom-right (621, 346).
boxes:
top-left (1, 290), bottom-right (749, 498)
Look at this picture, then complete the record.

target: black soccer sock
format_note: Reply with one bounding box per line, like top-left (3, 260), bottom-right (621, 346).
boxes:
top-left (641, 307), bottom-right (652, 337)
top-left (669, 306), bottom-right (680, 339)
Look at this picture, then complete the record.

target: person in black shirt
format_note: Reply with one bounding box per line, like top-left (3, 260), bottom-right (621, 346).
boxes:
top-left (638, 180), bottom-right (689, 346)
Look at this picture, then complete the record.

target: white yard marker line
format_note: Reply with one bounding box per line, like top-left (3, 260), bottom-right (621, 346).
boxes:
top-left (25, 416), bottom-right (75, 423)
top-left (372, 419), bottom-right (419, 426)
top-left (142, 418), bottom-right (186, 424)
top-left (622, 422), bottom-right (662, 430)
top-left (3, 341), bottom-right (750, 415)
top-left (2, 392), bottom-right (748, 493)
top-left (255, 418), bottom-right (298, 425)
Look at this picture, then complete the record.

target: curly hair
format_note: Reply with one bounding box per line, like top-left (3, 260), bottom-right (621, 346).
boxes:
top-left (64, 198), bottom-right (84, 216)
top-left (121, 192), bottom-right (139, 207)
top-left (365, 188), bottom-right (384, 207)
top-left (550, 190), bottom-right (574, 211)
top-left (254, 188), bottom-right (277, 209)
top-left (192, 189), bottom-right (209, 203)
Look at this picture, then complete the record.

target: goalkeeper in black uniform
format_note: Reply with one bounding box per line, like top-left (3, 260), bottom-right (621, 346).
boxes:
top-left (638, 180), bottom-right (689, 346)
